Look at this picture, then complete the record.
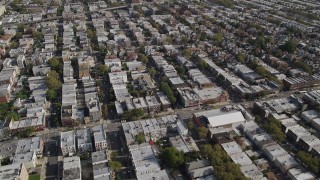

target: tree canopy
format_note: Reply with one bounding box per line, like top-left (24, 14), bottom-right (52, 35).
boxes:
top-left (279, 39), bottom-right (297, 53)
top-left (148, 67), bottom-right (157, 77)
top-left (108, 160), bottom-right (122, 172)
top-left (198, 59), bottom-right (208, 71)
top-left (213, 0), bottom-right (234, 8)
top-left (296, 151), bottom-right (320, 174)
top-left (160, 82), bottom-right (176, 104)
top-left (48, 57), bottom-right (63, 74)
top-left (199, 144), bottom-right (247, 180)
top-left (197, 127), bottom-right (208, 139)
top-left (0, 103), bottom-right (20, 121)
top-left (186, 120), bottom-right (194, 130)
top-left (92, 64), bottom-right (108, 77)
top-left (122, 109), bottom-right (145, 121)
top-left (46, 89), bottom-right (57, 101)
top-left (294, 61), bottom-right (312, 75)
top-left (236, 53), bottom-right (246, 64)
top-left (17, 128), bottom-right (34, 138)
top-left (159, 147), bottom-right (185, 169)
top-left (261, 117), bottom-right (286, 143)
top-left (138, 54), bottom-right (148, 64)
top-left (16, 88), bottom-right (30, 100)
top-left (213, 33), bottom-right (224, 45)
top-left (46, 70), bottom-right (62, 91)
top-left (135, 133), bottom-right (145, 144)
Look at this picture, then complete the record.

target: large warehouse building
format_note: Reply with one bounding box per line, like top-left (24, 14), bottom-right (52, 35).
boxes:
top-left (193, 108), bottom-right (246, 128)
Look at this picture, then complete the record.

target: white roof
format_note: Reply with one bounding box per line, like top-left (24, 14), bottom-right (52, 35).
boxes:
top-left (241, 164), bottom-right (264, 180)
top-left (221, 141), bottom-right (242, 155)
top-left (195, 109), bottom-right (246, 128)
top-left (288, 167), bottom-right (315, 180)
top-left (136, 170), bottom-right (170, 180)
top-left (230, 152), bottom-right (253, 166)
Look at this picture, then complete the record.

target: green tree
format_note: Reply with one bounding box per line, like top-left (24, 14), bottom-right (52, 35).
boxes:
top-left (236, 53), bottom-right (246, 64)
top-left (166, 36), bottom-right (173, 44)
top-left (181, 36), bottom-right (188, 45)
top-left (108, 161), bottom-right (122, 172)
top-left (135, 133), bottom-right (145, 144)
top-left (0, 103), bottom-right (15, 120)
top-left (148, 67), bottom-right (157, 77)
top-left (101, 104), bottom-right (108, 119)
top-left (10, 42), bottom-right (19, 49)
top-left (216, 74), bottom-right (226, 85)
top-left (159, 147), bottom-right (184, 169)
top-left (280, 39), bottom-right (297, 53)
top-left (111, 151), bottom-right (118, 160)
top-left (255, 115), bottom-right (262, 123)
top-left (115, 175), bottom-right (121, 180)
top-left (80, 152), bottom-right (90, 160)
top-left (96, 64), bottom-right (108, 76)
top-left (214, 0), bottom-right (234, 8)
top-left (160, 82), bottom-right (176, 104)
top-left (15, 32), bottom-right (23, 39)
top-left (199, 144), bottom-right (214, 158)
top-left (186, 120), bottom-right (194, 130)
top-left (87, 29), bottom-right (96, 39)
top-left (6, 111), bottom-right (20, 121)
top-left (198, 59), bottom-right (208, 71)
top-left (197, 127), bottom-right (208, 139)
top-left (98, 89), bottom-right (105, 101)
top-left (0, 26), bottom-right (4, 35)
top-left (184, 151), bottom-right (201, 163)
top-left (253, 35), bottom-right (267, 49)
top-left (48, 57), bottom-right (63, 74)
top-left (182, 49), bottom-right (192, 59)
top-left (17, 24), bottom-right (25, 33)
top-left (294, 61), bottom-right (312, 75)
top-left (15, 88), bottom-right (30, 100)
top-left (138, 54), bottom-right (148, 64)
top-left (296, 151), bottom-right (320, 174)
top-left (122, 109), bottom-right (145, 121)
top-left (176, 66), bottom-right (186, 76)
top-left (202, 144), bottom-right (247, 179)
top-left (33, 31), bottom-right (44, 41)
top-left (262, 117), bottom-right (286, 143)
top-left (46, 89), bottom-right (57, 101)
top-left (213, 33), bottom-right (223, 45)
top-left (17, 128), bottom-right (34, 138)
top-left (1, 157), bottom-right (10, 166)
top-left (274, 48), bottom-right (283, 58)
top-left (57, 7), bottom-right (64, 16)
top-left (46, 70), bottom-right (62, 91)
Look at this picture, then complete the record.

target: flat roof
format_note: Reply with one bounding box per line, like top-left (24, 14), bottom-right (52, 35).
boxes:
top-left (136, 169), bottom-right (170, 180)
top-left (61, 131), bottom-right (75, 148)
top-left (169, 135), bottom-right (190, 153)
top-left (241, 164), bottom-right (264, 180)
top-left (275, 154), bottom-right (299, 170)
top-left (288, 126), bottom-right (311, 138)
top-left (16, 136), bottom-right (41, 154)
top-left (0, 163), bottom-right (23, 180)
top-left (194, 109), bottom-right (246, 128)
top-left (230, 152), bottom-right (253, 166)
top-left (76, 128), bottom-right (92, 146)
top-left (13, 151), bottom-right (35, 164)
top-left (92, 150), bottom-right (108, 164)
top-left (288, 167), bottom-right (315, 180)
top-left (264, 144), bottom-right (288, 159)
top-left (221, 141), bottom-right (242, 155)
top-left (63, 156), bottom-right (81, 180)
